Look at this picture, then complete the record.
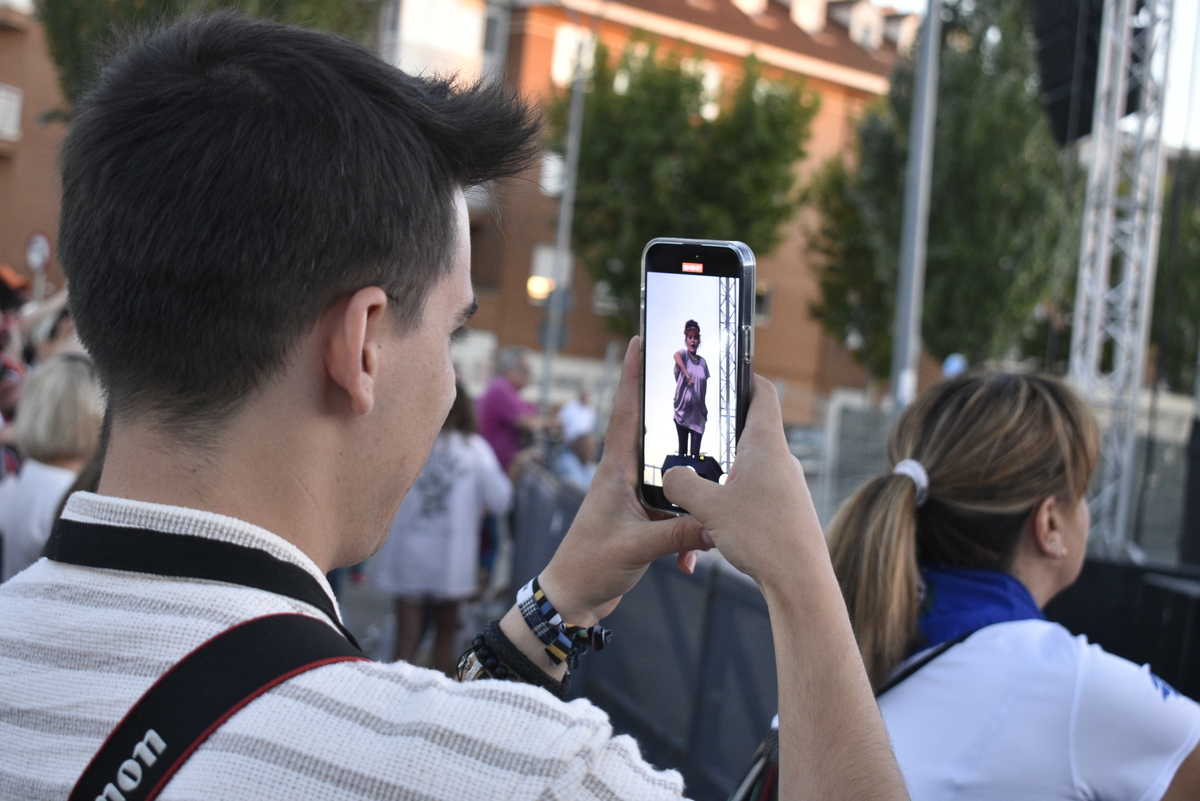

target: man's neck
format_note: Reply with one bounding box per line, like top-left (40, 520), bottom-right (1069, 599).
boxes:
top-left (99, 407), bottom-right (349, 572)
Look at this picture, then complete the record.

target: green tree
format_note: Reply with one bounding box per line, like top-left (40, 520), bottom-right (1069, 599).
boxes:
top-left (39, 0), bottom-right (383, 107)
top-left (1150, 153), bottom-right (1200, 393)
top-left (548, 42), bottom-right (819, 334)
top-left (809, 0), bottom-right (1079, 375)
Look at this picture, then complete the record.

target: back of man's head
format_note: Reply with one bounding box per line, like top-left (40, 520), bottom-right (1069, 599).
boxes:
top-left (61, 13), bottom-right (538, 434)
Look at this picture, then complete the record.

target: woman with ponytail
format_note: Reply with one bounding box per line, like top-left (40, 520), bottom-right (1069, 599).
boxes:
top-left (825, 371), bottom-right (1200, 800)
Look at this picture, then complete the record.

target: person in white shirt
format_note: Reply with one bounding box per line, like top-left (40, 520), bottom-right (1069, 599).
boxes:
top-left (0, 353), bottom-right (102, 581)
top-left (557, 390), bottom-right (597, 444)
top-left (374, 384), bottom-right (512, 673)
top-left (0, 14), bottom-right (908, 801)
top-left (826, 371), bottom-right (1200, 800)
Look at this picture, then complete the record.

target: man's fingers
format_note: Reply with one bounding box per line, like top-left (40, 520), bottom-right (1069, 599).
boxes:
top-left (642, 513), bottom-right (707, 560)
top-left (739, 375), bottom-right (787, 447)
top-left (598, 337), bottom-right (642, 467)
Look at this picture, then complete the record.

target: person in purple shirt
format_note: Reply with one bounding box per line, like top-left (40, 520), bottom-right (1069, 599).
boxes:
top-left (673, 320), bottom-right (709, 458)
top-left (476, 346), bottom-right (547, 471)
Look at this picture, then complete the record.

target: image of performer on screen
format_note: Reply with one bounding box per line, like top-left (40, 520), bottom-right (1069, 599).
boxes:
top-left (673, 319), bottom-right (709, 457)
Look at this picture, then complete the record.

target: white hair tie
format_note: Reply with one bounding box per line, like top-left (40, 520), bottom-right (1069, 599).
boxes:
top-left (892, 459), bottom-right (929, 507)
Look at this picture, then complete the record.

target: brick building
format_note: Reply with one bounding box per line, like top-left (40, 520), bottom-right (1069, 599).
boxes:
top-left (0, 0), bottom-right (67, 298)
top-left (0, 0), bottom-right (929, 423)
top-left (390, 0), bottom-right (923, 423)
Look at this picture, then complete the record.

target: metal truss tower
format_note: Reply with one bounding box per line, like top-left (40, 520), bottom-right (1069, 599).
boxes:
top-left (1069, 0), bottom-right (1173, 555)
top-left (717, 277), bottom-right (738, 471)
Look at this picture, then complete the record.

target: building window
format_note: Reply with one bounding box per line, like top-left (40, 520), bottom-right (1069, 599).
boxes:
top-left (0, 84), bottom-right (21, 142)
top-left (551, 25), bottom-right (595, 88)
top-left (482, 3), bottom-right (510, 79)
top-left (849, 3), bottom-right (883, 51)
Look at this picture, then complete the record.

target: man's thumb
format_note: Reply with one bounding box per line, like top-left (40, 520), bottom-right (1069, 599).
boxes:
top-left (662, 465), bottom-right (715, 518)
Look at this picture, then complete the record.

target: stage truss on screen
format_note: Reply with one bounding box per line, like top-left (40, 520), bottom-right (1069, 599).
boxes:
top-left (1068, 0), bottom-right (1172, 555)
top-left (717, 277), bottom-right (737, 471)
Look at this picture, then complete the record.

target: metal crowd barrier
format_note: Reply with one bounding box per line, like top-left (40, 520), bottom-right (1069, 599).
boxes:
top-left (510, 464), bottom-right (776, 801)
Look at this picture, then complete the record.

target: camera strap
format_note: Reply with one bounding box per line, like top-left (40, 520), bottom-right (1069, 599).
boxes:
top-left (43, 519), bottom-right (370, 801)
top-left (44, 518), bottom-right (360, 648)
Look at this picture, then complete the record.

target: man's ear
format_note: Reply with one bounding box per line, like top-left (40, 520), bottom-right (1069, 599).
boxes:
top-left (325, 287), bottom-right (390, 416)
top-left (1028, 495), bottom-right (1067, 560)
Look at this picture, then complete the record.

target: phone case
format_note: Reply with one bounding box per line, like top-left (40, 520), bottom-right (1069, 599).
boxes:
top-left (638, 237), bottom-right (755, 516)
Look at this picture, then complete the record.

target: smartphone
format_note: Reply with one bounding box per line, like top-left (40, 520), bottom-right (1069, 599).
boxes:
top-left (639, 238), bottom-right (755, 516)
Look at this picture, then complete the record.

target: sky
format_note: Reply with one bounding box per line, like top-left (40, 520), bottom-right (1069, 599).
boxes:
top-left (873, 0), bottom-right (1200, 150)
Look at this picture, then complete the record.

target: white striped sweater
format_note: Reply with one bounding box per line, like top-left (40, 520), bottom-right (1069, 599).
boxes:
top-left (0, 492), bottom-right (686, 800)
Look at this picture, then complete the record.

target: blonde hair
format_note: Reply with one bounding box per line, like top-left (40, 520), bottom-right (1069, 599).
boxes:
top-left (14, 354), bottom-right (104, 464)
top-left (827, 371), bottom-right (1099, 691)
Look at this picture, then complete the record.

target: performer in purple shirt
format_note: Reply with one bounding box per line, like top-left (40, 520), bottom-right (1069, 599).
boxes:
top-left (672, 320), bottom-right (709, 458)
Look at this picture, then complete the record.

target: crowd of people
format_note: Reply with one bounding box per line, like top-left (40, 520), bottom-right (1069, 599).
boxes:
top-left (0, 268), bottom-right (102, 581)
top-left (0, 12), bottom-right (1194, 801)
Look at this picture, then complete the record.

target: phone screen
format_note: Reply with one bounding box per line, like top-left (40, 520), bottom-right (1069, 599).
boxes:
top-left (641, 240), bottom-right (749, 513)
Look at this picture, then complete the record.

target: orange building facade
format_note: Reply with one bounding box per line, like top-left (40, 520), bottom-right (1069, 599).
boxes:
top-left (0, 0), bottom-right (930, 424)
top-left (0, 1), bottom-right (67, 296)
top-left (460, 0), bottom-right (919, 424)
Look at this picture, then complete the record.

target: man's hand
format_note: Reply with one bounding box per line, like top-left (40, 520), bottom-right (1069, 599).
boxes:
top-left (662, 378), bottom-right (909, 801)
top-left (534, 337), bottom-right (709, 627)
top-left (662, 376), bottom-right (825, 595)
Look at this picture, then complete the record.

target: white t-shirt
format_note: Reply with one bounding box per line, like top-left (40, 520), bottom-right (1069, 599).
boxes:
top-left (558, 399), bottom-right (596, 443)
top-left (0, 458), bottom-right (77, 581)
top-left (373, 432), bottom-right (512, 599)
top-left (879, 619), bottom-right (1200, 801)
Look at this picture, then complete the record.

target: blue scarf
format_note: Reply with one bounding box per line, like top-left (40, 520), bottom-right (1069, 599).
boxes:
top-left (916, 566), bottom-right (1043, 651)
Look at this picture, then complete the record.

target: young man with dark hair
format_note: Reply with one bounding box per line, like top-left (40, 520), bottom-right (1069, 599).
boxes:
top-left (0, 14), bottom-right (907, 800)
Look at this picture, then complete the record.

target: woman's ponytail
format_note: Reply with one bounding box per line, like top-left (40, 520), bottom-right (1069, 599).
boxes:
top-left (827, 473), bottom-right (922, 692)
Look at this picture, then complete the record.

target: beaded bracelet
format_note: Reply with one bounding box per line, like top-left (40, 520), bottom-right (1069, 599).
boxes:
top-left (456, 619), bottom-right (570, 700)
top-left (516, 576), bottom-right (611, 668)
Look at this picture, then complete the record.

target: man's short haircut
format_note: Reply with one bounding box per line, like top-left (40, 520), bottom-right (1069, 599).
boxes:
top-left (60, 13), bottom-right (539, 431)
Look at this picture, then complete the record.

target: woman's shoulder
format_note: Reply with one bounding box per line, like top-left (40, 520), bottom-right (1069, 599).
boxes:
top-left (976, 620), bottom-right (1200, 714)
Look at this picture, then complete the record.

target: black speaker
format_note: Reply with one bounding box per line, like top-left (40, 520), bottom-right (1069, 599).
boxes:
top-left (1180, 419), bottom-right (1200, 566)
top-left (1031, 0), bottom-right (1142, 147)
top-left (661, 453), bottom-right (724, 483)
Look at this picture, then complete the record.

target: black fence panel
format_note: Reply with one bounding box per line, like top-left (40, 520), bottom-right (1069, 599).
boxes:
top-left (679, 570), bottom-right (777, 800)
top-left (1137, 573), bottom-right (1200, 698)
top-left (509, 465), bottom-right (585, 595)
top-left (1045, 556), bottom-right (1200, 700)
top-left (564, 557), bottom-right (776, 800)
top-left (570, 555), bottom-right (714, 770)
top-left (1044, 557), bottom-right (1150, 658)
